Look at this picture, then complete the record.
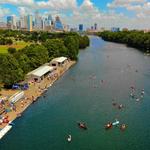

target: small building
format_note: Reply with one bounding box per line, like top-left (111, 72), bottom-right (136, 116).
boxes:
top-left (50, 57), bottom-right (68, 67)
top-left (8, 91), bottom-right (25, 104)
top-left (27, 65), bottom-right (54, 82)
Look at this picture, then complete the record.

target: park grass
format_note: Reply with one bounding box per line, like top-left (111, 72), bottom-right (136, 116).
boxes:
top-left (0, 41), bottom-right (31, 53)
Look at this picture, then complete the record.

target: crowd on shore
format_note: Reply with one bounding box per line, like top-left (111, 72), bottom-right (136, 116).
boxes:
top-left (0, 60), bottom-right (75, 130)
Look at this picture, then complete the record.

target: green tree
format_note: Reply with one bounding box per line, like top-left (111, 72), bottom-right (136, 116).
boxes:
top-left (100, 31), bottom-right (150, 52)
top-left (79, 35), bottom-right (90, 49)
top-left (64, 36), bottom-right (79, 60)
top-left (0, 54), bottom-right (5, 82)
top-left (6, 39), bottom-right (13, 45)
top-left (39, 32), bottom-right (48, 42)
top-left (44, 39), bottom-right (68, 59)
top-left (23, 44), bottom-right (49, 69)
top-left (8, 47), bottom-right (17, 54)
top-left (17, 54), bottom-right (31, 74)
top-left (0, 54), bottom-right (24, 87)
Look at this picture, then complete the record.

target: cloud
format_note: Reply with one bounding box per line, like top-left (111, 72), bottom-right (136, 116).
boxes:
top-left (0, 6), bottom-right (10, 18)
top-left (36, 0), bottom-right (77, 11)
top-left (107, 0), bottom-right (150, 21)
top-left (107, 0), bottom-right (146, 9)
top-left (18, 7), bottom-right (33, 16)
top-left (61, 0), bottom-right (150, 29)
top-left (0, 0), bottom-right (150, 29)
top-left (0, 0), bottom-right (77, 11)
top-left (0, 0), bottom-right (34, 6)
top-left (61, 0), bottom-right (129, 28)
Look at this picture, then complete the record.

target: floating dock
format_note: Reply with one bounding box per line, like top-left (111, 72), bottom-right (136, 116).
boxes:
top-left (0, 124), bottom-right (12, 140)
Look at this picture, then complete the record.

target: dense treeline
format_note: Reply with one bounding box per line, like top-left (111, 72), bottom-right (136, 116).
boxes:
top-left (0, 38), bottom-right (13, 45)
top-left (0, 30), bottom-right (90, 87)
top-left (79, 35), bottom-right (90, 49)
top-left (99, 31), bottom-right (150, 52)
top-left (0, 29), bottom-right (89, 43)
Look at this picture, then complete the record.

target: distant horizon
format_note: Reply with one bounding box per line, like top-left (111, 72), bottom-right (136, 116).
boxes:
top-left (0, 0), bottom-right (150, 29)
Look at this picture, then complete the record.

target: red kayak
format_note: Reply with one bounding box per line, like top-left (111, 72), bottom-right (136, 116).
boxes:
top-left (78, 122), bottom-right (87, 130)
top-left (105, 122), bottom-right (112, 129)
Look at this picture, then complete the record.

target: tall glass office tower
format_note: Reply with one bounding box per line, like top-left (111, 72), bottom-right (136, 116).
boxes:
top-left (79, 24), bottom-right (83, 31)
top-left (54, 16), bottom-right (63, 30)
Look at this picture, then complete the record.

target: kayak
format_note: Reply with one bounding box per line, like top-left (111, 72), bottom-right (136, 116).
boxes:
top-left (112, 120), bottom-right (120, 126)
top-left (78, 122), bottom-right (87, 130)
top-left (120, 124), bottom-right (126, 131)
top-left (105, 122), bottom-right (112, 129)
top-left (67, 135), bottom-right (71, 142)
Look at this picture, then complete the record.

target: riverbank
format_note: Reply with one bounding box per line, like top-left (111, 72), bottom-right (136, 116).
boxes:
top-left (98, 31), bottom-right (150, 53)
top-left (0, 60), bottom-right (76, 133)
top-left (1, 36), bottom-right (150, 150)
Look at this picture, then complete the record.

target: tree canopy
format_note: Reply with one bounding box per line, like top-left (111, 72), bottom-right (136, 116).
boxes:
top-left (8, 47), bottom-right (17, 54)
top-left (23, 44), bottom-right (49, 69)
top-left (79, 35), bottom-right (90, 49)
top-left (0, 30), bottom-right (90, 87)
top-left (44, 39), bottom-right (68, 59)
top-left (99, 31), bottom-right (150, 52)
top-left (0, 54), bottom-right (24, 87)
top-left (64, 36), bottom-right (79, 60)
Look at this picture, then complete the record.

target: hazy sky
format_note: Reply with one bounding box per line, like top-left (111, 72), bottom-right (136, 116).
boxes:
top-left (0, 0), bottom-right (150, 29)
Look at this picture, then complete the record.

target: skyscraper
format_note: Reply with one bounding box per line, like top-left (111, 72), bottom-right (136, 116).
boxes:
top-left (20, 16), bottom-right (27, 29)
top-left (7, 16), bottom-right (16, 29)
top-left (41, 18), bottom-right (45, 30)
top-left (27, 15), bottom-right (33, 31)
top-left (34, 11), bottom-right (43, 30)
top-left (48, 14), bottom-right (53, 25)
top-left (94, 23), bottom-right (97, 30)
top-left (54, 16), bottom-right (63, 30)
top-left (44, 15), bottom-right (53, 27)
top-left (79, 24), bottom-right (83, 32)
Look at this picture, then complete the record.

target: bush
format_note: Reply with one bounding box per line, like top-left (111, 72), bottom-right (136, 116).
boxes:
top-left (8, 47), bottom-right (17, 54)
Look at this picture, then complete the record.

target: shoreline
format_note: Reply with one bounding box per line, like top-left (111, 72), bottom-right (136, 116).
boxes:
top-left (0, 60), bottom-right (76, 139)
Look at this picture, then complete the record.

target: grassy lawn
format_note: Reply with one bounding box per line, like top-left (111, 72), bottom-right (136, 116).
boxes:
top-left (0, 41), bottom-right (31, 53)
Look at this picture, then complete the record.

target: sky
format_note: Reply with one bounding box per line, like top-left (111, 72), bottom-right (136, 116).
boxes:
top-left (0, 0), bottom-right (150, 29)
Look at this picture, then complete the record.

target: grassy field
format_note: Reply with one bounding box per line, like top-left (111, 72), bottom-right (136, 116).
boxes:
top-left (0, 41), bottom-right (31, 53)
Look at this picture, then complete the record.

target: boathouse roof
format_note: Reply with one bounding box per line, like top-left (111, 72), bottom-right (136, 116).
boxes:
top-left (27, 65), bottom-right (54, 77)
top-left (51, 57), bottom-right (67, 63)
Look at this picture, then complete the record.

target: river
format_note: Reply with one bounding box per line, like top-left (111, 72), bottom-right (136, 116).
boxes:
top-left (0, 36), bottom-right (150, 150)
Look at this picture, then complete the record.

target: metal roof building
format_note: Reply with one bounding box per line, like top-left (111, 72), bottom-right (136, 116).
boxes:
top-left (27, 65), bottom-right (54, 81)
top-left (52, 57), bottom-right (67, 63)
top-left (27, 66), bottom-right (54, 77)
top-left (50, 57), bottom-right (68, 67)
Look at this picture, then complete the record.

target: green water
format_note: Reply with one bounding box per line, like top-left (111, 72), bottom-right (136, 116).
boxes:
top-left (0, 36), bottom-right (150, 150)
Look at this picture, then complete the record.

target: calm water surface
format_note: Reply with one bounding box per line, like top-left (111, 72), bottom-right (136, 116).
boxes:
top-left (0, 36), bottom-right (150, 150)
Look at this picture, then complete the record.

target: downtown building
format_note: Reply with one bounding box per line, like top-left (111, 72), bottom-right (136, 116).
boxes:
top-left (54, 16), bottom-right (64, 31)
top-left (4, 13), bottom-right (67, 32)
top-left (20, 16), bottom-right (28, 30)
top-left (43, 15), bottom-right (54, 31)
top-left (7, 15), bottom-right (17, 30)
top-left (79, 24), bottom-right (83, 32)
top-left (86, 23), bottom-right (99, 33)
top-left (27, 15), bottom-right (33, 32)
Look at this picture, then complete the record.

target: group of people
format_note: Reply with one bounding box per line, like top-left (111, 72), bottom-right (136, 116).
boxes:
top-left (130, 86), bottom-right (145, 102)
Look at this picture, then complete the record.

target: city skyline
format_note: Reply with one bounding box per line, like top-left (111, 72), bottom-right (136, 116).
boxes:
top-left (4, 13), bottom-right (65, 32)
top-left (0, 0), bottom-right (150, 29)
